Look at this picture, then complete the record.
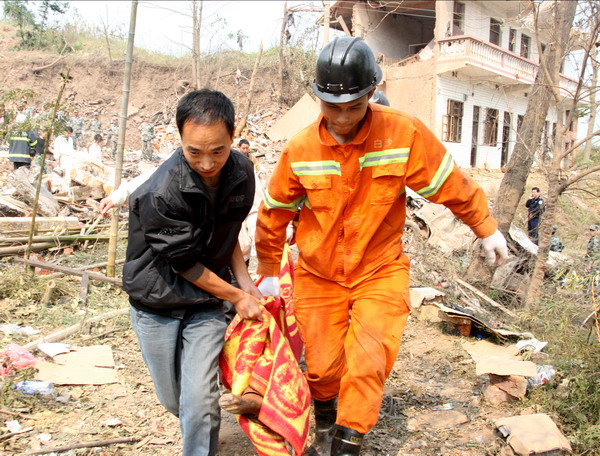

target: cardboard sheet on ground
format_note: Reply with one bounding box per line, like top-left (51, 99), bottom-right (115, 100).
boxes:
top-left (462, 340), bottom-right (536, 377)
top-left (435, 302), bottom-right (533, 341)
top-left (35, 345), bottom-right (118, 385)
top-left (409, 287), bottom-right (445, 309)
top-left (266, 93), bottom-right (320, 141)
top-left (495, 414), bottom-right (572, 455)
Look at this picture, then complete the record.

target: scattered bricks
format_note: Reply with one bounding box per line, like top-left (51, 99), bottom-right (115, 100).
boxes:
top-left (490, 374), bottom-right (528, 400)
top-left (482, 383), bottom-right (514, 405)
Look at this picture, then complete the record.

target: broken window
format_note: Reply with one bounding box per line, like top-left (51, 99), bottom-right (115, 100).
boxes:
top-left (453, 2), bottom-right (465, 34)
top-left (484, 108), bottom-right (499, 146)
top-left (443, 99), bottom-right (464, 143)
top-left (490, 19), bottom-right (502, 46)
top-left (520, 34), bottom-right (531, 59)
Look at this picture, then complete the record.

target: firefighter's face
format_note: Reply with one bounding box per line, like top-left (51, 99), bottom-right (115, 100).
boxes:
top-left (320, 92), bottom-right (372, 139)
top-left (181, 120), bottom-right (232, 187)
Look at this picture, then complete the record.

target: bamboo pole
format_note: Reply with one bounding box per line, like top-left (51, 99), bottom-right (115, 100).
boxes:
top-left (107, 0), bottom-right (138, 277)
top-left (25, 69), bottom-right (72, 261)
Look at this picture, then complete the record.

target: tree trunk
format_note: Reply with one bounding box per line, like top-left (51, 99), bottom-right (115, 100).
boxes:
top-left (582, 52), bottom-right (598, 163)
top-left (191, 0), bottom-right (203, 90)
top-left (234, 44), bottom-right (263, 138)
top-left (525, 170), bottom-right (559, 309)
top-left (107, 0), bottom-right (137, 277)
top-left (278, 2), bottom-right (288, 105)
top-left (323, 1), bottom-right (330, 45)
top-left (522, 0), bottom-right (579, 308)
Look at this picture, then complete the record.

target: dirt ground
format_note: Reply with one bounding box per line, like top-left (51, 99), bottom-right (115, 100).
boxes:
top-left (1, 298), bottom-right (528, 456)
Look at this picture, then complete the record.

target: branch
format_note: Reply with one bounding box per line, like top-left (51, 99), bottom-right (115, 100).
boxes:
top-left (558, 128), bottom-right (600, 161)
top-left (22, 437), bottom-right (140, 456)
top-left (559, 163), bottom-right (600, 194)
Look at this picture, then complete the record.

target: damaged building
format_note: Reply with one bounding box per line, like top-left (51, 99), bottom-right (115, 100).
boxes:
top-left (324, 0), bottom-right (580, 169)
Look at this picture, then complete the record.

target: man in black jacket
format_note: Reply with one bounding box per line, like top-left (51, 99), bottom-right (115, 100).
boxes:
top-left (123, 89), bottom-right (263, 456)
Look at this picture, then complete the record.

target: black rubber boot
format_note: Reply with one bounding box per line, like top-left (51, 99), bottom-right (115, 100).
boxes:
top-left (330, 425), bottom-right (364, 456)
top-left (303, 398), bottom-right (337, 455)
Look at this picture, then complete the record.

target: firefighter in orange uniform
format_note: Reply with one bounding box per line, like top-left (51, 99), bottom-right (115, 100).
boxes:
top-left (255, 37), bottom-right (508, 456)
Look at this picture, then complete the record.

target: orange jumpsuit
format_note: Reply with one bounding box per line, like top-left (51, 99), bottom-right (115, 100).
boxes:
top-left (256, 104), bottom-right (497, 433)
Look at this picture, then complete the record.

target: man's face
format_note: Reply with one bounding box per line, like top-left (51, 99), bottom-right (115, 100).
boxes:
top-left (531, 189), bottom-right (540, 198)
top-left (181, 120), bottom-right (232, 186)
top-left (239, 143), bottom-right (250, 156)
top-left (65, 131), bottom-right (72, 138)
top-left (320, 93), bottom-right (371, 138)
top-left (590, 229), bottom-right (598, 237)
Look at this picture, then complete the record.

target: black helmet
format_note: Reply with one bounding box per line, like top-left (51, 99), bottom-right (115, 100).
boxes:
top-left (312, 37), bottom-right (382, 104)
top-left (369, 90), bottom-right (390, 106)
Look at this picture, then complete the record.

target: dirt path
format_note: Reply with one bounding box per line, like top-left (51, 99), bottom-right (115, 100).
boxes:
top-left (2, 310), bottom-right (526, 456)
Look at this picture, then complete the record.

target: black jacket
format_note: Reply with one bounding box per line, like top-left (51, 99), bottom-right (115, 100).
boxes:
top-left (123, 148), bottom-right (255, 315)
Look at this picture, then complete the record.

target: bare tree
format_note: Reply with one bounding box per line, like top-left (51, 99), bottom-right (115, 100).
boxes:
top-left (191, 0), bottom-right (203, 89)
top-left (581, 2), bottom-right (599, 163)
top-left (467, 0), bottom-right (576, 283)
top-left (525, 1), bottom-right (600, 308)
top-left (234, 43), bottom-right (263, 138)
top-left (100, 5), bottom-right (114, 63)
top-left (278, 1), bottom-right (288, 105)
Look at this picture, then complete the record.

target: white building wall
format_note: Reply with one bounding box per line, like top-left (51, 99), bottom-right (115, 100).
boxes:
top-left (436, 75), bottom-right (559, 169)
top-left (460, 0), bottom-right (541, 63)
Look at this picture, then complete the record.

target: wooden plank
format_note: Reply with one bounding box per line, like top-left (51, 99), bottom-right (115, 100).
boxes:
top-left (0, 216), bottom-right (80, 232)
top-left (455, 277), bottom-right (518, 318)
top-left (79, 273), bottom-right (90, 305)
top-left (13, 257), bottom-right (122, 286)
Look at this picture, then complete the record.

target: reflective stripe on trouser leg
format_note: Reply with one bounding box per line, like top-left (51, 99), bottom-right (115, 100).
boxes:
top-left (294, 256), bottom-right (411, 434)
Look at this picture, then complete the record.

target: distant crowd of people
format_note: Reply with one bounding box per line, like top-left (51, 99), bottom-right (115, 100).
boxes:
top-left (3, 98), bottom-right (158, 170)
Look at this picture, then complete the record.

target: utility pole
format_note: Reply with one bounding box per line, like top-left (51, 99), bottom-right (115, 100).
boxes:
top-left (107, 0), bottom-right (137, 277)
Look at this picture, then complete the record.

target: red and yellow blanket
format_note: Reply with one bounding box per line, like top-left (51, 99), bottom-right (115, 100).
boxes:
top-left (219, 245), bottom-right (310, 455)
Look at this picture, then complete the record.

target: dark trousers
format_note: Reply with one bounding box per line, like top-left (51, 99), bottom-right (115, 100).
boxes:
top-left (13, 162), bottom-right (30, 170)
top-left (528, 217), bottom-right (540, 245)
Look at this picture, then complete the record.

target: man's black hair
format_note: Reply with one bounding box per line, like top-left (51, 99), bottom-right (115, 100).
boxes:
top-left (238, 138), bottom-right (250, 146)
top-left (94, 134), bottom-right (103, 142)
top-left (176, 89), bottom-right (235, 137)
top-left (532, 187), bottom-right (540, 192)
top-left (65, 126), bottom-right (73, 133)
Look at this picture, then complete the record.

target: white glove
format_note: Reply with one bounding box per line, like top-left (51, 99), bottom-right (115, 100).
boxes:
top-left (258, 276), bottom-right (280, 297)
top-left (481, 229), bottom-right (509, 265)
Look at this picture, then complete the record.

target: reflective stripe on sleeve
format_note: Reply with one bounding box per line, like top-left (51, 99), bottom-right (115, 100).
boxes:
top-left (415, 151), bottom-right (454, 199)
top-left (359, 148), bottom-right (410, 170)
top-left (263, 191), bottom-right (305, 212)
top-left (291, 160), bottom-right (341, 176)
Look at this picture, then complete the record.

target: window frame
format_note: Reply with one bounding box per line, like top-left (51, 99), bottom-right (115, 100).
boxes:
top-left (483, 108), bottom-right (499, 146)
top-left (442, 99), bottom-right (464, 143)
top-left (490, 18), bottom-right (502, 46)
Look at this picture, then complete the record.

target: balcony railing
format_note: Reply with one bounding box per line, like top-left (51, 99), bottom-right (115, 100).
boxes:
top-left (437, 35), bottom-right (579, 97)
